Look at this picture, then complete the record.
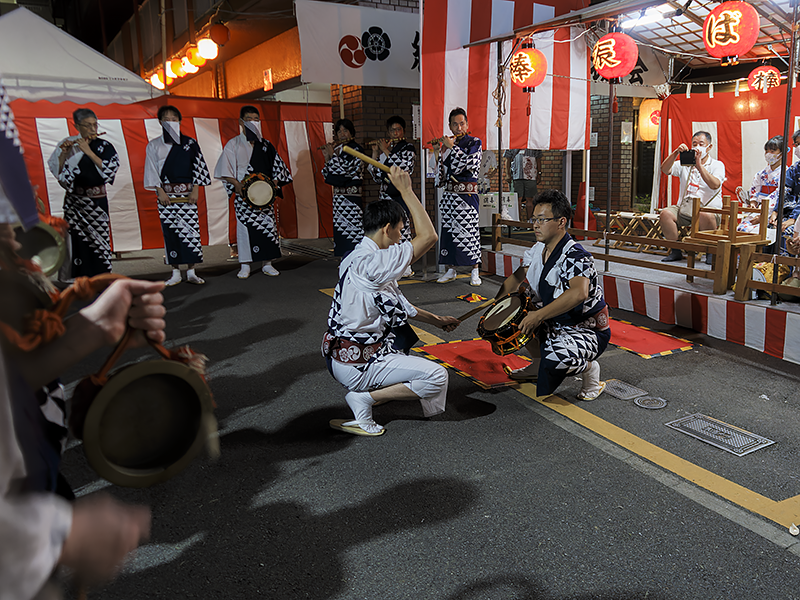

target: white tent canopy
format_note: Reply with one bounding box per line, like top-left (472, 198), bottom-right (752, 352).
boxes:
top-left (0, 7), bottom-right (158, 105)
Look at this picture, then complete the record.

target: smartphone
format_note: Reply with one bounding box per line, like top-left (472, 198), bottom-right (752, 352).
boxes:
top-left (679, 150), bottom-right (696, 166)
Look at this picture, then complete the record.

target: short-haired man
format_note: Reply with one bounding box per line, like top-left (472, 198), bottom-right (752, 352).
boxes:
top-left (368, 115), bottom-right (417, 247)
top-left (321, 118), bottom-right (367, 257)
top-left (48, 108), bottom-right (120, 280)
top-left (323, 167), bottom-right (460, 436)
top-left (432, 107), bottom-right (483, 286)
top-left (144, 105), bottom-right (211, 286)
top-left (495, 190), bottom-right (610, 401)
top-left (504, 148), bottom-right (541, 222)
top-left (659, 131), bottom-right (726, 263)
top-left (215, 105), bottom-right (293, 278)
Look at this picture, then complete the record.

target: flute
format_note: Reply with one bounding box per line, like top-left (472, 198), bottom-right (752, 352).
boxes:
top-left (60, 132), bottom-right (107, 150)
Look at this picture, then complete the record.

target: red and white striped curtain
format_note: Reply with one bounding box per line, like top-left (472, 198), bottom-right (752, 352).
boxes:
top-left (11, 97), bottom-right (334, 252)
top-left (421, 0), bottom-right (589, 152)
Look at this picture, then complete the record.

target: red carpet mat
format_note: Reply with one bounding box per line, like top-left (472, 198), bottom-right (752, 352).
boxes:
top-left (414, 338), bottom-right (532, 389)
top-left (609, 319), bottom-right (694, 359)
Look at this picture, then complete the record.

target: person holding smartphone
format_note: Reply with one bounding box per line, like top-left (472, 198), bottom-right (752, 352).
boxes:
top-left (658, 131), bottom-right (726, 262)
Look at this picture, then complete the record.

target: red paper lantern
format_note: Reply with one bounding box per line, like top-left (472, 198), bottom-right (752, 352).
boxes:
top-left (209, 23), bottom-right (230, 46)
top-left (703, 1), bottom-right (759, 66)
top-left (186, 46), bottom-right (207, 67)
top-left (748, 65), bottom-right (782, 93)
top-left (509, 47), bottom-right (547, 92)
top-left (591, 32), bottom-right (638, 81)
top-left (169, 58), bottom-right (186, 78)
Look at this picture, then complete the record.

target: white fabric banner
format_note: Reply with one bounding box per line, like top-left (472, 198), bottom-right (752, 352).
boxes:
top-left (296, 0), bottom-right (421, 89)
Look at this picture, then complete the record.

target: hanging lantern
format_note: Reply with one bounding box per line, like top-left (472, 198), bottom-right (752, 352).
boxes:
top-left (169, 58), bottom-right (186, 78)
top-left (748, 65), bottom-right (782, 93)
top-left (197, 38), bottom-right (219, 60)
top-left (591, 32), bottom-right (638, 81)
top-left (209, 23), bottom-right (230, 46)
top-left (703, 1), bottom-right (760, 66)
top-left (186, 46), bottom-right (207, 67)
top-left (181, 56), bottom-right (199, 74)
top-left (149, 73), bottom-right (165, 90)
top-left (509, 44), bottom-right (548, 92)
top-left (638, 98), bottom-right (662, 142)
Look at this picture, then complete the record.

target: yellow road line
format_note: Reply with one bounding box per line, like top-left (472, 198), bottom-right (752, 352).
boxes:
top-left (319, 288), bottom-right (799, 527)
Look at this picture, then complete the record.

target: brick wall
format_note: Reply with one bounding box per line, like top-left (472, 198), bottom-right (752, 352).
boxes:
top-left (589, 94), bottom-right (634, 212)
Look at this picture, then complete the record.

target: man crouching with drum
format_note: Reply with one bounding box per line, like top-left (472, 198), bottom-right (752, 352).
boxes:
top-left (323, 167), bottom-right (460, 436)
top-left (498, 189), bottom-right (610, 401)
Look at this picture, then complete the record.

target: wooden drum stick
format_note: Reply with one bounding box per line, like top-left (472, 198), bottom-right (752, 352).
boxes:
top-left (341, 145), bottom-right (390, 173)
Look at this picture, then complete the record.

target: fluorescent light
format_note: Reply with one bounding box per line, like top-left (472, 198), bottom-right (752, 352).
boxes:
top-left (621, 4), bottom-right (670, 29)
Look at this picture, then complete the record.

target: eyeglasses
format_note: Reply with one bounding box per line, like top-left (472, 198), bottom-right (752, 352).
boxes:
top-left (531, 217), bottom-right (559, 225)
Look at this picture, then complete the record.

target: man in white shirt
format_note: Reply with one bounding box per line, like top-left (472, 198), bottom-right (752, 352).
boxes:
top-left (659, 131), bottom-right (726, 262)
top-left (323, 167), bottom-right (460, 436)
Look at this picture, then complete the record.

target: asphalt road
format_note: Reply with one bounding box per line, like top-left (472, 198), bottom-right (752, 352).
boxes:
top-left (60, 244), bottom-right (800, 600)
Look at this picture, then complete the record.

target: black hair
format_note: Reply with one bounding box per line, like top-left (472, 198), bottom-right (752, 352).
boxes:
top-left (158, 105), bottom-right (182, 122)
top-left (240, 105), bottom-right (260, 119)
top-left (765, 135), bottom-right (784, 153)
top-left (363, 199), bottom-right (405, 235)
top-left (386, 115), bottom-right (406, 130)
top-left (73, 108), bottom-right (96, 124)
top-left (793, 129), bottom-right (800, 144)
top-left (692, 130), bottom-right (712, 145)
top-left (533, 189), bottom-right (573, 222)
top-left (448, 107), bottom-right (467, 124)
top-left (335, 118), bottom-right (356, 137)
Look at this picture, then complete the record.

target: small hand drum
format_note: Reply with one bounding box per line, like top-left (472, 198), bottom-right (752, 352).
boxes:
top-left (477, 292), bottom-right (531, 356)
top-left (12, 221), bottom-right (66, 277)
top-left (241, 173), bottom-right (276, 210)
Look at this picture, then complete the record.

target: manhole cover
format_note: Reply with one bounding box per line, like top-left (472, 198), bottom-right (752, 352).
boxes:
top-left (604, 379), bottom-right (648, 400)
top-left (665, 413), bottom-right (776, 456)
top-left (634, 396), bottom-right (667, 409)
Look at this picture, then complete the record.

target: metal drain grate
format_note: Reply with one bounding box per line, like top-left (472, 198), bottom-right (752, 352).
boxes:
top-left (666, 413), bottom-right (776, 456)
top-left (604, 379), bottom-right (648, 400)
top-left (634, 396), bottom-right (667, 409)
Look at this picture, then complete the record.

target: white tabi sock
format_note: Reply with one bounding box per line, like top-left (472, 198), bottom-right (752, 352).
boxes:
top-left (165, 269), bottom-right (182, 286)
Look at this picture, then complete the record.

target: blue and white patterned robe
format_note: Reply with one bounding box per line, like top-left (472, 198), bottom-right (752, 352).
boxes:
top-left (437, 135), bottom-right (482, 266)
top-left (322, 140), bottom-right (366, 257)
top-left (144, 133), bottom-right (211, 265)
top-left (48, 136), bottom-right (119, 278)
top-left (368, 139), bottom-right (416, 242)
top-left (522, 233), bottom-right (610, 396)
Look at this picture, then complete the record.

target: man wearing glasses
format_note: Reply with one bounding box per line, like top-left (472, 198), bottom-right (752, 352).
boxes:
top-left (494, 189), bottom-right (610, 401)
top-left (48, 108), bottom-right (120, 280)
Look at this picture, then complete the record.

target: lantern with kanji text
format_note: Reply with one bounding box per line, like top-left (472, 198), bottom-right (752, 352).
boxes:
top-left (703, 1), bottom-right (760, 66)
top-left (509, 44), bottom-right (547, 92)
top-left (748, 65), bottom-right (782, 93)
top-left (591, 32), bottom-right (638, 81)
top-left (637, 99), bottom-right (662, 142)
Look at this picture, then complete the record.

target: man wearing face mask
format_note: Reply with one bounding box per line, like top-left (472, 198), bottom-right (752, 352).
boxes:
top-left (215, 105), bottom-right (293, 279)
top-left (144, 105), bottom-right (211, 286)
top-left (659, 131), bottom-right (725, 263)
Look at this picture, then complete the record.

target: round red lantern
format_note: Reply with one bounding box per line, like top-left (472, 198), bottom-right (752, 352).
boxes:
top-left (509, 46), bottom-right (547, 92)
top-left (748, 65), bottom-right (782, 93)
top-left (209, 23), bottom-right (230, 46)
top-left (591, 32), bottom-right (638, 81)
top-left (169, 58), bottom-right (186, 78)
top-left (703, 1), bottom-right (759, 66)
top-left (186, 46), bottom-right (207, 67)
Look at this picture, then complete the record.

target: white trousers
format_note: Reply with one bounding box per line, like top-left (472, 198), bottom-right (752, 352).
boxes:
top-left (331, 352), bottom-right (448, 417)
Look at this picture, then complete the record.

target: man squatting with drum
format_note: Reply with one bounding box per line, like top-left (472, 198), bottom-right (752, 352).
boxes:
top-left (496, 189), bottom-right (610, 401)
top-left (368, 115), bottom-right (416, 276)
top-left (48, 108), bottom-right (120, 282)
top-left (432, 107), bottom-right (483, 287)
top-left (322, 166), bottom-right (461, 436)
top-left (321, 118), bottom-right (367, 257)
top-left (144, 105), bottom-right (212, 287)
top-left (215, 105), bottom-right (292, 279)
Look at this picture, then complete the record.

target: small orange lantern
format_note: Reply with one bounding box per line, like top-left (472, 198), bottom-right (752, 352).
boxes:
top-left (169, 58), bottom-right (185, 78)
top-left (703, 1), bottom-right (760, 66)
top-left (509, 43), bottom-right (547, 92)
top-left (592, 32), bottom-right (638, 81)
top-left (186, 46), bottom-right (207, 67)
top-left (748, 65), bottom-right (782, 93)
top-left (197, 38), bottom-right (219, 60)
top-left (638, 98), bottom-right (662, 142)
top-left (181, 57), bottom-right (199, 74)
top-left (209, 23), bottom-right (230, 46)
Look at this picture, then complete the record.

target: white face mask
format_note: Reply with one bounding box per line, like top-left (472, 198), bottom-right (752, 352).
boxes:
top-left (161, 120), bottom-right (180, 144)
top-left (765, 152), bottom-right (781, 166)
top-left (693, 145), bottom-right (708, 159)
top-left (794, 146), bottom-right (800, 161)
top-left (242, 120), bottom-right (262, 141)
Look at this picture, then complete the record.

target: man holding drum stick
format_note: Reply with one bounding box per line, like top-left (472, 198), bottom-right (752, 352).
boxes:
top-left (322, 167), bottom-right (460, 436)
top-left (495, 190), bottom-right (610, 401)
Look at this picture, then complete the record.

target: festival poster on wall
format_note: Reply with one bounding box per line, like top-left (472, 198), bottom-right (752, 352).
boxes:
top-left (296, 0), bottom-right (421, 89)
